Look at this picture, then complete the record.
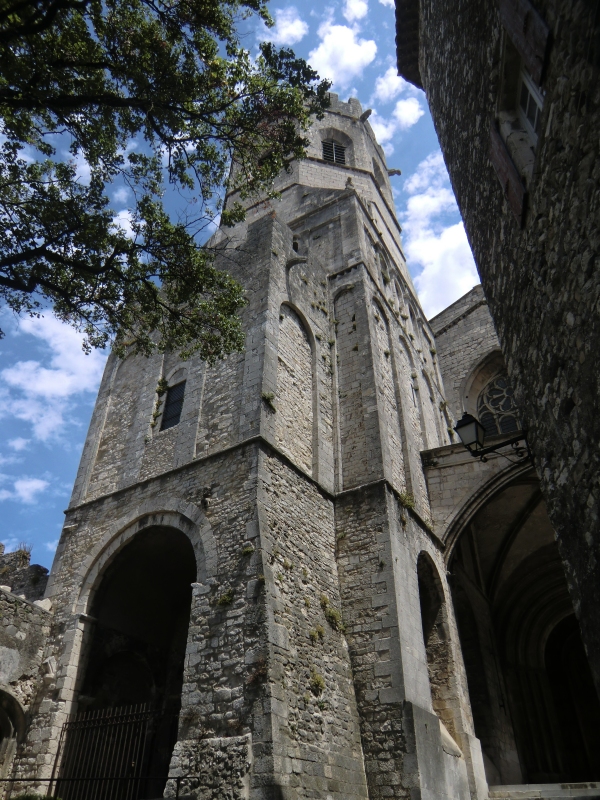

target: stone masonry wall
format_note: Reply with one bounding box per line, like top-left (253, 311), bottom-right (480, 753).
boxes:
top-left (166, 734), bottom-right (252, 800)
top-left (226, 94), bottom-right (411, 293)
top-left (335, 484), bottom-right (410, 800)
top-left (0, 546), bottom-right (48, 603)
top-left (275, 305), bottom-right (314, 476)
top-left (257, 450), bottom-right (368, 799)
top-left (0, 588), bottom-right (52, 790)
top-left (430, 286), bottom-right (501, 422)
top-left (15, 439), bottom-right (371, 800)
top-left (372, 298), bottom-right (407, 492)
top-left (417, 0), bottom-right (600, 690)
top-left (394, 337), bottom-right (428, 503)
top-left (0, 590), bottom-right (51, 711)
top-left (334, 277), bottom-right (374, 491)
top-left (15, 443), bottom-right (263, 789)
top-left (335, 483), bottom-right (482, 800)
top-left (70, 213), bottom-right (279, 509)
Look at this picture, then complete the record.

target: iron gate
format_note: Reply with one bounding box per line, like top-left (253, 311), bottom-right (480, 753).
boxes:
top-left (49, 704), bottom-right (175, 800)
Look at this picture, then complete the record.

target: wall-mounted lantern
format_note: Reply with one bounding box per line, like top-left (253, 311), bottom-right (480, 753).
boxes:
top-left (454, 412), bottom-right (531, 464)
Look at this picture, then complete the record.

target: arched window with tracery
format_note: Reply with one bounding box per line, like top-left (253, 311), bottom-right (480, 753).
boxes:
top-left (477, 374), bottom-right (520, 436)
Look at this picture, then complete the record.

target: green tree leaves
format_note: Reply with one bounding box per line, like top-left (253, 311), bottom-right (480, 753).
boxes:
top-left (0, 0), bottom-right (330, 359)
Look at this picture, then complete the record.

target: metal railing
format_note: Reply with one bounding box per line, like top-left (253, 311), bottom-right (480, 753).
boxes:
top-left (0, 703), bottom-right (184, 800)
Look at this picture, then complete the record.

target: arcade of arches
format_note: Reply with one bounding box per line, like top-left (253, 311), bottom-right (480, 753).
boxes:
top-left (448, 470), bottom-right (600, 784)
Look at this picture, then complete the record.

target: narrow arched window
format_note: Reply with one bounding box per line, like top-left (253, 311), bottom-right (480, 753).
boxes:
top-left (322, 140), bottom-right (346, 164)
top-left (161, 381), bottom-right (186, 430)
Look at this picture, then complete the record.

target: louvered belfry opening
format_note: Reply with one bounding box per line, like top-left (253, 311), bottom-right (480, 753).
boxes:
top-left (52, 528), bottom-right (196, 800)
top-left (322, 139), bottom-right (346, 164)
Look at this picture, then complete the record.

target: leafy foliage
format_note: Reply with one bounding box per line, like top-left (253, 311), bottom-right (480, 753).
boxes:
top-left (0, 0), bottom-right (330, 358)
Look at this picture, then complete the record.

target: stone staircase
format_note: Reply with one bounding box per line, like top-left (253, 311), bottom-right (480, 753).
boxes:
top-left (489, 785), bottom-right (600, 800)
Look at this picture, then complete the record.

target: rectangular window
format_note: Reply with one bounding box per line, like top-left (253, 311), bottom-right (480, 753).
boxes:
top-left (517, 68), bottom-right (544, 142)
top-left (160, 381), bottom-right (186, 431)
top-left (322, 140), bottom-right (346, 165)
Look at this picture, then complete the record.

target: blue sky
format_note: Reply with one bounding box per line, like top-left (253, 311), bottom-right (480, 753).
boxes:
top-left (0, 0), bottom-right (479, 569)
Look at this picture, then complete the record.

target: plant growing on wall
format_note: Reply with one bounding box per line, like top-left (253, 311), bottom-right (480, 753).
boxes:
top-left (399, 492), bottom-right (416, 510)
top-left (309, 667), bottom-right (325, 695)
top-left (319, 593), bottom-right (345, 632)
top-left (215, 588), bottom-right (234, 606)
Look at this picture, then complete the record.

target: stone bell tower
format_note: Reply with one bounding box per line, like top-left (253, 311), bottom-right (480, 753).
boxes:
top-left (11, 94), bottom-right (487, 800)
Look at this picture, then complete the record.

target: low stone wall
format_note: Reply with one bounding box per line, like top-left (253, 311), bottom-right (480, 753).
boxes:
top-left (0, 545), bottom-right (48, 603)
top-left (0, 589), bottom-right (52, 710)
top-left (0, 588), bottom-right (52, 789)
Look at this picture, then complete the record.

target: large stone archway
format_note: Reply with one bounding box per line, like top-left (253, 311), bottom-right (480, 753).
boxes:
top-left (447, 471), bottom-right (600, 784)
top-left (52, 526), bottom-right (197, 800)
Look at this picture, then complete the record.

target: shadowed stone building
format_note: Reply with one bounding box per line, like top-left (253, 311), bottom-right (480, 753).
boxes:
top-left (395, 0), bottom-right (600, 720)
top-left (1, 94), bottom-right (599, 800)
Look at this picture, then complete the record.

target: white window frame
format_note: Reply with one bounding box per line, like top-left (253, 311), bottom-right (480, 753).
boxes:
top-left (517, 66), bottom-right (544, 145)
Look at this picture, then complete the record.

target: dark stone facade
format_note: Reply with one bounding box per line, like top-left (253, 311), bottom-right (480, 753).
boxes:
top-left (396, 0), bottom-right (600, 693)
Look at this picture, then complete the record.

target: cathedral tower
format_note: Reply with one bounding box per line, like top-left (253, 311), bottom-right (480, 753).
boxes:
top-left (10, 94), bottom-right (487, 800)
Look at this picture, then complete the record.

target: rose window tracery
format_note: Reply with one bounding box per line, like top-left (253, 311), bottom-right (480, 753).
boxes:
top-left (477, 374), bottom-right (520, 436)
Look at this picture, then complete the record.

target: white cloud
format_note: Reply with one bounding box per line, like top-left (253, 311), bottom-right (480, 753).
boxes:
top-left (112, 187), bottom-right (129, 205)
top-left (393, 97), bottom-right (424, 129)
top-left (15, 477), bottom-right (49, 503)
top-left (367, 97), bottom-right (424, 156)
top-left (400, 151), bottom-right (479, 318)
top-left (343, 0), bottom-right (368, 22)
top-left (378, 0), bottom-right (394, 6)
top-left (259, 7), bottom-right (308, 45)
top-left (0, 315), bottom-right (106, 441)
top-left (45, 538), bottom-right (59, 553)
top-left (112, 209), bottom-right (135, 239)
top-left (69, 151), bottom-right (91, 185)
top-left (0, 477), bottom-right (49, 504)
top-left (373, 66), bottom-right (408, 103)
top-left (308, 22), bottom-right (377, 89)
top-left (8, 438), bottom-right (29, 451)
top-left (369, 110), bottom-right (398, 146)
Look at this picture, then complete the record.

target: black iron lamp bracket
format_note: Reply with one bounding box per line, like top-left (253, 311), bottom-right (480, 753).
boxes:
top-left (471, 433), bottom-right (531, 464)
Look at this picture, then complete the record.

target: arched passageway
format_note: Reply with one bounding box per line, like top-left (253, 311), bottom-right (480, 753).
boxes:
top-left (54, 527), bottom-right (196, 800)
top-left (0, 690), bottom-right (25, 780)
top-left (449, 470), bottom-right (600, 785)
top-left (417, 553), bottom-right (463, 749)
